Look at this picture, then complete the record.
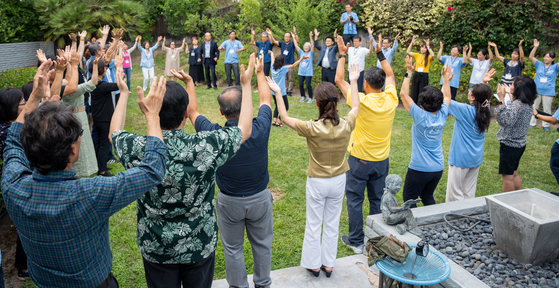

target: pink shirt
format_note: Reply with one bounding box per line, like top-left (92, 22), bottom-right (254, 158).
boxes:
top-left (123, 51), bottom-right (131, 69)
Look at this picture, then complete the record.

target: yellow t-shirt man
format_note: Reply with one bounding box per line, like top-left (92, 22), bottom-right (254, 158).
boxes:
top-left (412, 52), bottom-right (433, 73)
top-left (346, 84), bottom-right (398, 162)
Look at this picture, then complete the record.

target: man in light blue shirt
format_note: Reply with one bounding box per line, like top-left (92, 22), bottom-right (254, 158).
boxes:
top-left (340, 3), bottom-right (359, 45)
top-left (219, 30), bottom-right (246, 86)
top-left (368, 27), bottom-right (400, 68)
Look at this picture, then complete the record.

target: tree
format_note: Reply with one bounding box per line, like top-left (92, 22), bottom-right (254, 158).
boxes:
top-left (267, 0), bottom-right (333, 41)
top-left (162, 0), bottom-right (211, 36)
top-left (0, 0), bottom-right (44, 43)
top-left (34, 0), bottom-right (148, 46)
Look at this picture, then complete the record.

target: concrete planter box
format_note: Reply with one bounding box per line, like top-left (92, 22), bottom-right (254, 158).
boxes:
top-left (485, 189), bottom-right (559, 266)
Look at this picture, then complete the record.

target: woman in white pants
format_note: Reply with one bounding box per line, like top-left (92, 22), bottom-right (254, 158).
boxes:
top-left (446, 69), bottom-right (495, 202)
top-left (138, 36), bottom-right (162, 91)
top-left (266, 61), bottom-right (361, 278)
top-left (528, 39), bottom-right (559, 131)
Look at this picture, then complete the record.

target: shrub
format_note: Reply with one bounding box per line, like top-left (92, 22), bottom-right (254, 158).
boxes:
top-left (0, 0), bottom-right (44, 43)
top-left (0, 67), bottom-right (36, 90)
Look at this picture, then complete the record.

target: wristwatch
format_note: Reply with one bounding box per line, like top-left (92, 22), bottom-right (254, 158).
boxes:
top-left (338, 54), bottom-right (347, 58)
top-left (404, 72), bottom-right (411, 78)
top-left (499, 101), bottom-right (503, 105)
top-left (535, 113), bottom-right (539, 119)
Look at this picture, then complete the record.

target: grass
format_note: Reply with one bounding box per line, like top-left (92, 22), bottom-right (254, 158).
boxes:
top-left (20, 60), bottom-right (559, 288)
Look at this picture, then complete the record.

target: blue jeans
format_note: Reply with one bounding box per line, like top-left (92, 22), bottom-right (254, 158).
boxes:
top-left (345, 155), bottom-right (389, 246)
top-left (123, 67), bottom-right (132, 91)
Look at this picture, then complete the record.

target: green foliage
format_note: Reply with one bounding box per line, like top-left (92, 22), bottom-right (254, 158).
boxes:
top-left (162, 0), bottom-right (210, 36)
top-left (138, 0), bottom-right (165, 25)
top-left (0, 0), bottom-right (44, 43)
top-left (327, 0), bottom-right (366, 33)
top-left (266, 0), bottom-right (333, 40)
top-left (434, 0), bottom-right (559, 51)
top-left (33, 0), bottom-right (149, 45)
top-left (0, 67), bottom-right (36, 90)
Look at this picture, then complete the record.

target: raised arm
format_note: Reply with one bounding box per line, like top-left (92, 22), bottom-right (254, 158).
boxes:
top-left (255, 54), bottom-right (272, 108)
top-left (334, 35), bottom-right (351, 98)
top-left (69, 33), bottom-right (77, 52)
top-left (266, 28), bottom-right (279, 46)
top-left (399, 56), bottom-right (416, 112)
top-left (138, 76), bottom-right (166, 141)
top-left (288, 54), bottom-right (308, 70)
top-left (91, 53), bottom-right (102, 86)
top-left (437, 41), bottom-right (443, 61)
top-left (99, 25), bottom-right (110, 48)
top-left (238, 53), bottom-right (255, 143)
top-left (109, 52), bottom-right (131, 142)
top-left (406, 35), bottom-right (415, 57)
top-left (487, 43), bottom-right (494, 64)
top-left (518, 39), bottom-right (525, 65)
top-left (293, 26), bottom-right (300, 43)
top-left (104, 28), bottom-right (123, 63)
top-left (15, 60), bottom-right (53, 123)
top-left (309, 31), bottom-right (315, 52)
top-left (170, 69), bottom-right (198, 126)
top-left (377, 34), bottom-right (396, 87)
top-left (63, 51), bottom-right (81, 97)
top-left (427, 39), bottom-right (435, 60)
top-left (179, 38), bottom-right (186, 51)
top-left (441, 59), bottom-right (453, 106)
top-left (162, 36), bottom-right (167, 49)
top-left (489, 42), bottom-right (504, 62)
top-left (529, 39), bottom-right (539, 65)
top-left (50, 56), bottom-right (67, 98)
top-left (266, 76), bottom-right (296, 130)
top-left (463, 43), bottom-right (470, 63)
top-left (292, 33), bottom-right (301, 53)
top-left (251, 28), bottom-right (256, 45)
top-left (78, 30), bottom-right (87, 59)
top-left (348, 63), bottom-right (361, 118)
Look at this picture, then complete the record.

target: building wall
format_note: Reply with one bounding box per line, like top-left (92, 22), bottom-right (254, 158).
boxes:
top-left (0, 42), bottom-right (55, 72)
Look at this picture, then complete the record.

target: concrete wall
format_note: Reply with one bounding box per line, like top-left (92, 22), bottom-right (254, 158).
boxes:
top-left (0, 42), bottom-right (55, 72)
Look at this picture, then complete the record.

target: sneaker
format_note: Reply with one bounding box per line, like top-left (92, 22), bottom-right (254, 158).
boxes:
top-left (544, 127), bottom-right (550, 132)
top-left (307, 98), bottom-right (314, 103)
top-left (529, 125), bottom-right (536, 129)
top-left (17, 270), bottom-right (30, 281)
top-left (342, 235), bottom-right (364, 254)
top-left (254, 89), bottom-right (259, 93)
top-left (98, 171), bottom-right (115, 177)
top-left (299, 97), bottom-right (307, 102)
top-left (107, 159), bottom-right (119, 164)
top-left (287, 92), bottom-right (293, 97)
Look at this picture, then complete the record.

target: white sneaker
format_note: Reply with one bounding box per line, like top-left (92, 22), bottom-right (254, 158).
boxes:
top-left (299, 97), bottom-right (307, 102)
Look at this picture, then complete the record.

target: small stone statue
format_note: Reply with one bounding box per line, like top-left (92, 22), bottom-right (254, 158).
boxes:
top-left (380, 174), bottom-right (423, 236)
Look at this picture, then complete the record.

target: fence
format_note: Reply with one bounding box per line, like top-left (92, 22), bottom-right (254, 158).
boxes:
top-left (0, 41), bottom-right (54, 72)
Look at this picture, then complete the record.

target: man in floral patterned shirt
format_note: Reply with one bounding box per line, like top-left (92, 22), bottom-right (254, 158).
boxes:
top-left (111, 53), bottom-right (256, 288)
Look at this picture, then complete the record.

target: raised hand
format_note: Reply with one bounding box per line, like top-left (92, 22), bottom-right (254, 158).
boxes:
top-left (482, 68), bottom-right (496, 83)
top-left (115, 69), bottom-right (128, 93)
top-left (115, 47), bottom-right (123, 69)
top-left (100, 25), bottom-right (110, 36)
top-left (157, 36), bottom-right (163, 41)
top-left (336, 35), bottom-right (349, 55)
top-left (309, 31), bottom-right (313, 38)
top-left (293, 26), bottom-right (297, 34)
top-left (375, 34), bottom-right (382, 53)
top-left (137, 35), bottom-right (142, 43)
top-left (266, 27), bottom-right (272, 35)
top-left (255, 53), bottom-right (263, 74)
top-left (367, 27), bottom-right (373, 35)
top-left (78, 30), bottom-right (87, 39)
top-left (54, 56), bottom-right (67, 73)
top-left (410, 35), bottom-right (416, 46)
top-left (518, 39), bottom-right (524, 47)
top-left (163, 36), bottom-right (166, 43)
top-left (439, 41), bottom-right (443, 49)
top-left (534, 39), bottom-right (540, 48)
top-left (251, 28), bottom-right (255, 35)
top-left (314, 28), bottom-right (319, 38)
top-left (64, 45), bottom-right (72, 60)
top-left (70, 50), bottom-right (80, 66)
top-left (36, 49), bottom-right (47, 63)
top-left (170, 69), bottom-right (192, 84)
top-left (240, 53), bottom-right (256, 86)
top-left (93, 52), bottom-right (104, 65)
top-left (441, 59), bottom-right (454, 82)
top-left (394, 32), bottom-right (401, 42)
top-left (31, 60), bottom-right (53, 101)
top-left (348, 63), bottom-right (360, 82)
top-left (69, 33), bottom-right (77, 42)
top-left (488, 42), bottom-right (496, 47)
top-left (105, 48), bottom-right (115, 61)
top-left (265, 76), bottom-right (281, 94)
top-left (112, 28), bottom-right (123, 39)
top-left (137, 76), bottom-right (166, 117)
top-left (496, 84), bottom-right (507, 102)
top-left (463, 44), bottom-right (469, 53)
top-left (57, 49), bottom-right (65, 59)
top-left (425, 38), bottom-right (430, 47)
top-left (405, 55), bottom-right (415, 73)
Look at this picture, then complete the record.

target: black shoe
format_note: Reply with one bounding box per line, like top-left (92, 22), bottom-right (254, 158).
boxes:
top-left (213, 86), bottom-right (218, 90)
top-left (98, 171), bottom-right (114, 177)
top-left (306, 268), bottom-right (320, 277)
top-left (207, 86), bottom-right (212, 89)
top-left (320, 266), bottom-right (333, 278)
top-left (17, 270), bottom-right (30, 281)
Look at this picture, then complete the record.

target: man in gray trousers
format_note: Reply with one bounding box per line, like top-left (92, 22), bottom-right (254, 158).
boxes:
top-left (193, 56), bottom-right (274, 288)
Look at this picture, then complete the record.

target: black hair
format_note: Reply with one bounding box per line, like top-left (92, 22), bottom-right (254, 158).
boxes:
top-left (160, 81), bottom-right (189, 130)
top-left (478, 48), bottom-right (489, 60)
top-left (451, 45), bottom-right (463, 54)
top-left (420, 42), bottom-right (429, 67)
top-left (325, 36), bottom-right (334, 42)
top-left (0, 88), bottom-right (24, 123)
top-left (21, 81), bottom-right (33, 102)
top-left (383, 37), bottom-right (392, 43)
top-left (88, 58), bottom-right (106, 77)
top-left (20, 101), bottom-right (81, 175)
top-left (37, 55), bottom-right (56, 68)
top-left (418, 86), bottom-right (444, 112)
top-left (314, 82), bottom-right (340, 126)
top-left (345, 3), bottom-right (352, 6)
top-left (228, 30), bottom-right (235, 35)
top-left (470, 84), bottom-right (492, 133)
top-left (104, 44), bottom-right (111, 50)
top-left (512, 48), bottom-right (520, 57)
top-left (273, 55), bottom-right (285, 70)
top-left (512, 76), bottom-right (537, 106)
top-left (218, 87), bottom-right (242, 119)
top-left (354, 36), bottom-right (362, 42)
top-left (364, 67), bottom-right (386, 90)
top-left (544, 51), bottom-right (556, 64)
top-left (88, 43), bottom-right (101, 57)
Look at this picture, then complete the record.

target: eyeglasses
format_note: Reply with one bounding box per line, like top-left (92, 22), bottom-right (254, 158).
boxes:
top-left (19, 100), bottom-right (27, 106)
top-left (79, 129), bottom-right (84, 136)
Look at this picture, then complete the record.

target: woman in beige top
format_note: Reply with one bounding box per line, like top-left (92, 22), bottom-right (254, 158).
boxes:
top-left (266, 62), bottom-right (361, 278)
top-left (162, 36), bottom-right (186, 81)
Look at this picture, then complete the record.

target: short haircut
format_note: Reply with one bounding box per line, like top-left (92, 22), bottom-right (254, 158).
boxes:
top-left (88, 43), bottom-right (101, 57)
top-left (143, 41), bottom-right (150, 48)
top-left (345, 3), bottom-right (352, 6)
top-left (229, 30), bottom-right (235, 35)
top-left (364, 67), bottom-right (386, 89)
top-left (88, 58), bottom-right (106, 76)
top-left (217, 87), bottom-right (242, 119)
top-left (160, 81), bottom-right (190, 130)
top-left (20, 102), bottom-right (81, 175)
top-left (354, 36), bottom-right (362, 42)
top-left (383, 37), bottom-right (392, 43)
top-left (418, 86), bottom-right (444, 112)
top-left (512, 76), bottom-right (537, 106)
top-left (0, 88), bottom-right (24, 123)
top-left (325, 36), bottom-right (334, 42)
top-left (451, 45), bottom-right (463, 54)
top-left (273, 55), bottom-right (285, 70)
top-left (21, 81), bottom-right (33, 102)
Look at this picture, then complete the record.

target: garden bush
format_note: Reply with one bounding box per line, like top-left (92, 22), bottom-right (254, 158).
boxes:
top-left (0, 67), bottom-right (36, 90)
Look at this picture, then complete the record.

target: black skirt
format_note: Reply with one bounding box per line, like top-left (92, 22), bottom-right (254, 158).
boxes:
top-left (189, 65), bottom-right (205, 83)
top-left (411, 71), bottom-right (430, 104)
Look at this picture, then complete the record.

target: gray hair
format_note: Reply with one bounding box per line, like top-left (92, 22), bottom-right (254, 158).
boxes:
top-left (217, 87), bottom-right (242, 119)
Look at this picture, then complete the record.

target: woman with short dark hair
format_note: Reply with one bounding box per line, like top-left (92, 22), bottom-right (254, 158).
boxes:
top-left (186, 37), bottom-right (204, 87)
top-left (528, 39), bottom-right (559, 131)
top-left (495, 76), bottom-right (538, 192)
top-left (437, 41), bottom-right (469, 100)
top-left (467, 43), bottom-right (493, 88)
top-left (489, 40), bottom-right (525, 86)
top-left (138, 36), bottom-right (163, 91)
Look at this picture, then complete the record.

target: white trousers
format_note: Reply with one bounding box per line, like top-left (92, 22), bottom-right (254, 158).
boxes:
top-left (300, 174), bottom-right (345, 269)
top-left (142, 67), bottom-right (155, 91)
top-left (445, 165), bottom-right (480, 202)
top-left (530, 94), bottom-right (554, 127)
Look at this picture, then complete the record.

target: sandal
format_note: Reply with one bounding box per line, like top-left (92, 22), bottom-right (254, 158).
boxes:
top-left (277, 122), bottom-right (283, 127)
top-left (272, 121), bottom-right (279, 126)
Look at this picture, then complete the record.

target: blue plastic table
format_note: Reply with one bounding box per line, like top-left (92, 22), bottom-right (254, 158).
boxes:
top-left (375, 243), bottom-right (451, 288)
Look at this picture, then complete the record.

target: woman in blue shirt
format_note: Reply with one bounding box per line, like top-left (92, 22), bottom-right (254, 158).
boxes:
top-left (437, 41), bottom-right (468, 100)
top-left (531, 108), bottom-right (559, 186)
top-left (138, 36), bottom-right (162, 91)
top-left (293, 31), bottom-right (315, 103)
top-left (446, 69), bottom-right (495, 202)
top-left (528, 39), bottom-right (559, 131)
top-left (269, 51), bottom-right (308, 127)
top-left (399, 57), bottom-right (453, 207)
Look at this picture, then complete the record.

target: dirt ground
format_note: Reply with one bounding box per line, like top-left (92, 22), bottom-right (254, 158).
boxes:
top-left (1, 211), bottom-right (23, 288)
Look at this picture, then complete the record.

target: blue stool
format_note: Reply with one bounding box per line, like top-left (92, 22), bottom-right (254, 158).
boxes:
top-left (376, 243), bottom-right (451, 288)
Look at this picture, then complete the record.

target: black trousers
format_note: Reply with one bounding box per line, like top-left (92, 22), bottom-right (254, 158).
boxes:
top-left (204, 62), bottom-right (217, 88)
top-left (299, 76), bottom-right (313, 99)
top-left (224, 63), bottom-right (240, 86)
top-left (93, 121), bottom-right (110, 172)
top-left (143, 253), bottom-right (215, 288)
top-left (343, 34), bottom-right (356, 46)
top-left (551, 142), bottom-right (559, 186)
top-left (321, 67), bottom-right (336, 84)
top-left (15, 235), bottom-right (27, 271)
top-left (411, 72), bottom-right (430, 104)
top-left (348, 70), bottom-right (364, 93)
top-left (273, 94), bottom-right (289, 118)
top-left (264, 62), bottom-right (271, 77)
top-left (402, 168), bottom-right (443, 208)
top-left (450, 87), bottom-right (458, 100)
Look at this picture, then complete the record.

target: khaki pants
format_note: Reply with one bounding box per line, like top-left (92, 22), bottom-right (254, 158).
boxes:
top-left (530, 94), bottom-right (554, 127)
top-left (445, 165), bottom-right (480, 202)
top-left (286, 68), bottom-right (295, 94)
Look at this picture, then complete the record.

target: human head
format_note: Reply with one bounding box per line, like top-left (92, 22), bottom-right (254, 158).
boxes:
top-left (261, 32), bottom-right (268, 43)
top-left (170, 41), bottom-right (176, 48)
top-left (21, 81), bottom-right (33, 102)
top-left (218, 87), bottom-right (242, 119)
top-left (364, 67), bottom-right (386, 90)
top-left (469, 84), bottom-right (492, 133)
top-left (325, 36), bottom-right (334, 47)
top-left (0, 88), bottom-right (25, 123)
top-left (418, 86), bottom-right (444, 112)
top-left (229, 30), bottom-right (236, 40)
top-left (382, 37), bottom-right (392, 49)
top-left (345, 3), bottom-right (352, 12)
top-left (303, 42), bottom-right (311, 52)
top-left (420, 42), bottom-right (429, 67)
top-left (160, 81), bottom-right (190, 129)
top-left (313, 82), bottom-right (340, 126)
top-left (192, 36), bottom-right (198, 45)
top-left (205, 32), bottom-right (212, 42)
top-left (144, 41), bottom-right (150, 49)
top-left (544, 51), bottom-right (556, 65)
top-left (477, 49), bottom-right (489, 61)
top-left (20, 101), bottom-right (82, 175)
top-left (284, 32), bottom-right (291, 43)
top-left (88, 58), bottom-right (107, 78)
top-left (511, 48), bottom-right (520, 61)
top-left (353, 36), bottom-right (362, 48)
top-left (385, 174), bottom-right (402, 194)
top-left (511, 76), bottom-right (537, 106)
top-left (122, 41), bottom-right (129, 50)
top-left (450, 45), bottom-right (462, 57)
top-left (273, 55), bottom-right (285, 70)
top-left (420, 42), bottom-right (427, 54)
top-left (88, 43), bottom-right (102, 57)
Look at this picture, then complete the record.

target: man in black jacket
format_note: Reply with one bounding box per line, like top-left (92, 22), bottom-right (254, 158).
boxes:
top-left (200, 32), bottom-right (220, 90)
top-left (314, 29), bottom-right (339, 85)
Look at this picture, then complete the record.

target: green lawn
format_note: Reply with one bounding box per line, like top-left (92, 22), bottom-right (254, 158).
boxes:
top-left (21, 65), bottom-right (559, 288)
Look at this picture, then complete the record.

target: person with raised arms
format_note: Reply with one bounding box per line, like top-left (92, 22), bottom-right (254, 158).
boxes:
top-left (437, 41), bottom-right (468, 100)
top-left (269, 27), bottom-right (300, 96)
top-left (406, 36), bottom-right (435, 103)
top-left (162, 36), bottom-right (186, 81)
top-left (467, 43), bottom-right (493, 88)
top-left (251, 28), bottom-right (273, 77)
top-left (347, 35), bottom-right (374, 92)
top-left (138, 35), bottom-right (163, 91)
top-left (314, 28), bottom-right (339, 85)
top-left (293, 31), bottom-right (316, 103)
top-left (219, 30), bottom-right (246, 87)
top-left (368, 27), bottom-right (400, 67)
top-left (489, 40), bottom-right (525, 86)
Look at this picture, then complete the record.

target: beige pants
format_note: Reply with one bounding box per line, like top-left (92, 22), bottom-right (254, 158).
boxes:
top-left (286, 68), bottom-right (295, 94)
top-left (530, 94), bottom-right (554, 127)
top-left (445, 165), bottom-right (480, 202)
